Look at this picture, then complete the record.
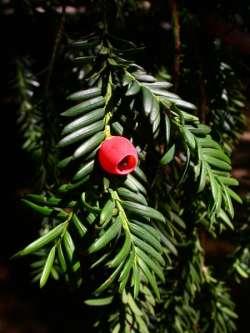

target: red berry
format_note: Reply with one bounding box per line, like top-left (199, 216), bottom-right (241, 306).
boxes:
top-left (98, 136), bottom-right (138, 175)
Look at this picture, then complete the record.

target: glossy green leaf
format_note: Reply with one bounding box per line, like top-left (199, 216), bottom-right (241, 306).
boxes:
top-left (118, 248), bottom-right (135, 283)
top-left (136, 247), bottom-right (165, 282)
top-left (145, 81), bottom-right (172, 89)
top-left (217, 176), bottom-right (239, 186)
top-left (111, 122), bottom-right (124, 135)
top-left (62, 108), bottom-right (105, 135)
top-left (223, 186), bottom-right (234, 218)
top-left (100, 199), bottom-right (115, 224)
top-left (138, 258), bottom-right (160, 299)
top-left (73, 131), bottom-right (105, 159)
top-left (208, 171), bottom-right (219, 203)
top-left (88, 218), bottom-right (121, 254)
top-left (25, 194), bottom-right (60, 207)
top-left (188, 124), bottom-right (211, 136)
top-left (173, 99), bottom-right (196, 110)
top-left (117, 187), bottom-right (147, 205)
top-left (137, 316), bottom-right (150, 333)
top-left (61, 96), bottom-right (104, 117)
top-left (112, 323), bottom-right (121, 333)
top-left (218, 210), bottom-right (234, 229)
top-left (205, 155), bottom-right (231, 171)
top-left (203, 148), bottom-right (231, 164)
top-left (22, 199), bottom-right (53, 216)
top-left (199, 137), bottom-right (221, 149)
top-left (134, 220), bottom-right (161, 241)
top-left (142, 87), bottom-right (154, 116)
top-left (119, 265), bottom-right (132, 293)
top-left (84, 296), bottom-right (114, 306)
top-left (72, 214), bottom-right (87, 237)
top-left (109, 231), bottom-right (131, 267)
top-left (132, 263), bottom-right (140, 298)
top-left (122, 201), bottom-right (165, 223)
top-left (16, 223), bottom-right (65, 256)
top-left (160, 144), bottom-right (175, 165)
top-left (40, 245), bottom-right (56, 288)
top-left (197, 161), bottom-right (207, 193)
top-left (135, 73), bottom-right (156, 83)
top-left (58, 120), bottom-right (104, 147)
top-left (123, 177), bottom-right (140, 193)
top-left (182, 127), bottom-right (196, 150)
top-left (67, 87), bottom-right (101, 101)
top-left (57, 242), bottom-right (67, 272)
top-left (130, 222), bottom-right (162, 252)
top-left (165, 114), bottom-right (171, 144)
top-left (51, 267), bottom-right (60, 281)
top-left (72, 160), bottom-right (95, 182)
top-left (227, 188), bottom-right (242, 204)
top-left (150, 88), bottom-right (179, 99)
top-left (133, 166), bottom-right (147, 184)
top-left (220, 306), bottom-right (238, 319)
top-left (126, 80), bottom-right (141, 96)
top-left (58, 176), bottom-right (90, 193)
top-left (126, 174), bottom-right (147, 195)
top-left (63, 231), bottom-right (75, 261)
top-left (133, 235), bottom-right (164, 265)
top-left (149, 96), bottom-right (160, 123)
top-left (127, 293), bottom-right (143, 316)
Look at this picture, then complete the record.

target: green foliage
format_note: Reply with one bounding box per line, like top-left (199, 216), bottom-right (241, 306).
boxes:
top-left (227, 193), bottom-right (250, 282)
top-left (15, 59), bottom-right (42, 153)
top-left (208, 62), bottom-right (246, 153)
top-left (200, 280), bottom-right (237, 333)
top-left (10, 1), bottom-right (249, 332)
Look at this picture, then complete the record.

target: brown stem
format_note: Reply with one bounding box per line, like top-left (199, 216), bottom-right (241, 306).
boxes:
top-left (169, 0), bottom-right (181, 91)
top-left (187, 15), bottom-right (208, 122)
top-left (45, 6), bottom-right (66, 95)
top-left (198, 72), bottom-right (209, 123)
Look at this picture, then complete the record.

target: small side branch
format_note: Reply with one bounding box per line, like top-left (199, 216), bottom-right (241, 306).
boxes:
top-left (169, 0), bottom-right (181, 91)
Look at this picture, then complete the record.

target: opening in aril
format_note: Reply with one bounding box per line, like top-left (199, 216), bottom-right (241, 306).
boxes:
top-left (117, 155), bottom-right (136, 172)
